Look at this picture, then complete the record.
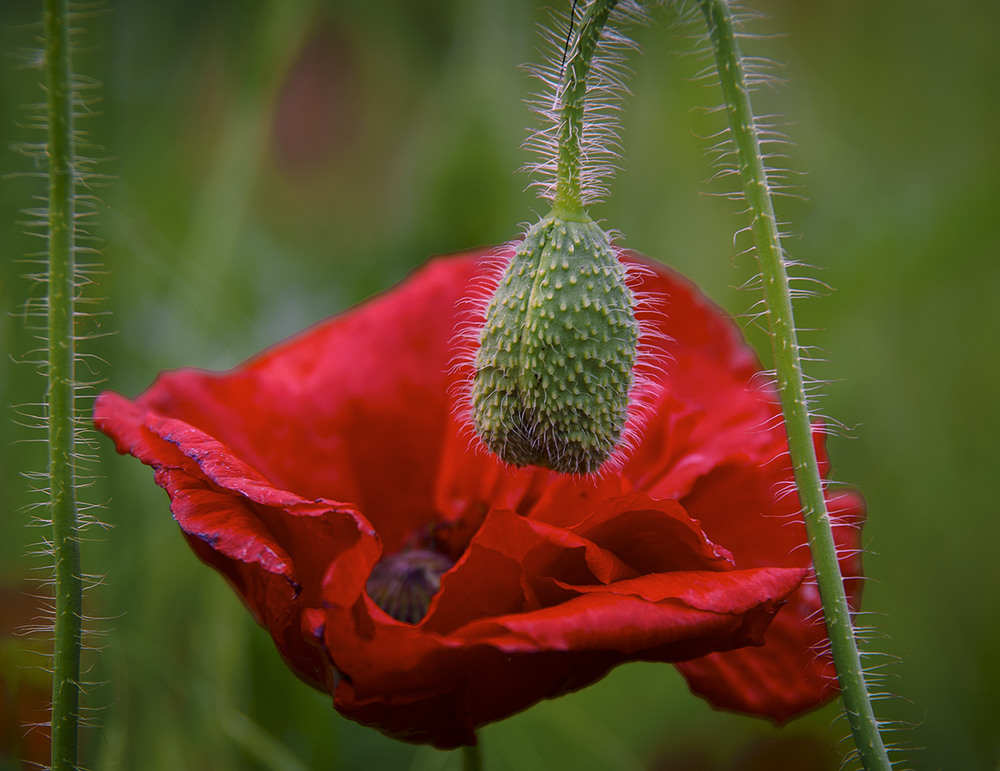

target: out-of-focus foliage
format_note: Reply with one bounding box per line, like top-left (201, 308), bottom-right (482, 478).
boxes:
top-left (2, 1), bottom-right (998, 769)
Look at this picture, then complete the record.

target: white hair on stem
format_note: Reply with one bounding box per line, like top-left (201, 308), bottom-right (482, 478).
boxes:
top-left (522, 0), bottom-right (650, 206)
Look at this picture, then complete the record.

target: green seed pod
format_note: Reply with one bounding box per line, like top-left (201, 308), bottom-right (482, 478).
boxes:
top-left (471, 212), bottom-right (639, 474)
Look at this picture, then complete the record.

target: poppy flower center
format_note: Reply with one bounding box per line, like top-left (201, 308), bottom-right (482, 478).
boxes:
top-left (365, 548), bottom-right (455, 624)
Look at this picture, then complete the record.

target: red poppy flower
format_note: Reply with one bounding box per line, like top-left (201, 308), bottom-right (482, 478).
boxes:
top-left (93, 250), bottom-right (863, 748)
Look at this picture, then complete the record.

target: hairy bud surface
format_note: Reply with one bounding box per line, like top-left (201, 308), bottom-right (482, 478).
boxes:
top-left (471, 213), bottom-right (638, 474)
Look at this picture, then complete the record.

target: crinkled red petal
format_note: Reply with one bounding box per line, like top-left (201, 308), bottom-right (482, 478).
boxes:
top-left (93, 250), bottom-right (865, 746)
top-left (673, 454), bottom-right (865, 720)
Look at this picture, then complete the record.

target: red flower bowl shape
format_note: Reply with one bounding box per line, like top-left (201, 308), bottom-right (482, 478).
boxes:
top-left (93, 250), bottom-right (864, 748)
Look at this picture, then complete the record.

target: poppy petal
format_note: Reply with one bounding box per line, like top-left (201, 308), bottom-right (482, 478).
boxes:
top-left (94, 250), bottom-right (865, 747)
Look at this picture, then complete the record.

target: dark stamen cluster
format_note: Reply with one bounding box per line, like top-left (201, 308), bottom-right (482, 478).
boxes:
top-left (366, 548), bottom-right (455, 624)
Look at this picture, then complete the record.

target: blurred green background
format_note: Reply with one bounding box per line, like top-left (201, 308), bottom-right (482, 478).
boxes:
top-left (2, 1), bottom-right (998, 769)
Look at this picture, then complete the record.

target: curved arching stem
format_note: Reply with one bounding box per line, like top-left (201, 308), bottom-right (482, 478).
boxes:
top-left (696, 2), bottom-right (892, 769)
top-left (552, 0), bottom-right (621, 216)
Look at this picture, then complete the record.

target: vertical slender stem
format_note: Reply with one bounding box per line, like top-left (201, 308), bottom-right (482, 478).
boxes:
top-left (696, 2), bottom-right (891, 769)
top-left (462, 744), bottom-right (483, 771)
top-left (552, 0), bottom-right (619, 216)
top-left (44, 0), bottom-right (83, 767)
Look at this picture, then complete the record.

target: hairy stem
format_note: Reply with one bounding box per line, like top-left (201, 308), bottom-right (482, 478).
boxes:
top-left (44, 0), bottom-right (83, 767)
top-left (553, 0), bottom-right (620, 216)
top-left (696, 2), bottom-right (891, 769)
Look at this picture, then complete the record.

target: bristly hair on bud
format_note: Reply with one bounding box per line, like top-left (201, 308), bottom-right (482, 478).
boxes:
top-left (459, 0), bottom-right (661, 476)
top-left (471, 214), bottom-right (639, 475)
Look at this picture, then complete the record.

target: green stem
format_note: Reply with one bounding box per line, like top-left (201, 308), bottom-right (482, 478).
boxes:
top-left (696, 2), bottom-right (891, 770)
top-left (553, 0), bottom-right (620, 216)
top-left (462, 744), bottom-right (483, 771)
top-left (44, 0), bottom-right (83, 767)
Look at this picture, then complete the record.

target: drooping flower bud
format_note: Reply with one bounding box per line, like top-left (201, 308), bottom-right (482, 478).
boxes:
top-left (471, 212), bottom-right (639, 475)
